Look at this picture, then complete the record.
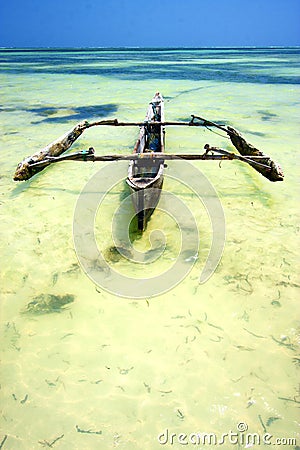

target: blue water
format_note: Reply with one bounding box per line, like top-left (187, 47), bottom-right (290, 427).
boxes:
top-left (0, 48), bottom-right (299, 449)
top-left (1, 47), bottom-right (300, 84)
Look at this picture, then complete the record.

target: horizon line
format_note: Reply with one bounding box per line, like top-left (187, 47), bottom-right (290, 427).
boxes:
top-left (0, 45), bottom-right (300, 50)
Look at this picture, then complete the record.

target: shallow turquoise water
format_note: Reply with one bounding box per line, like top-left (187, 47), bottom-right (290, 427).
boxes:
top-left (0, 48), bottom-right (299, 449)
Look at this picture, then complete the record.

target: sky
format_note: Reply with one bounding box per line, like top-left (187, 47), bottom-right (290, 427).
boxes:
top-left (0, 0), bottom-right (299, 48)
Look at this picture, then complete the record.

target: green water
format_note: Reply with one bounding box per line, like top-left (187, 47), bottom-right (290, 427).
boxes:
top-left (0, 48), bottom-right (299, 449)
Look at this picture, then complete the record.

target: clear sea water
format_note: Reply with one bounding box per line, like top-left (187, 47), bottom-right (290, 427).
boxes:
top-left (0, 48), bottom-right (299, 449)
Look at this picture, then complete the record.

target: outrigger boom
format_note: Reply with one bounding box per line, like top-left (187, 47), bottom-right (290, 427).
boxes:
top-left (29, 147), bottom-right (273, 170)
top-left (14, 93), bottom-right (284, 213)
top-left (13, 123), bottom-right (284, 182)
top-left (13, 92), bottom-right (284, 229)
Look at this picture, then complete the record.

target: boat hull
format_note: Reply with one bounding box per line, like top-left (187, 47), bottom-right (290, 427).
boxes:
top-left (127, 174), bottom-right (164, 231)
top-left (126, 93), bottom-right (165, 231)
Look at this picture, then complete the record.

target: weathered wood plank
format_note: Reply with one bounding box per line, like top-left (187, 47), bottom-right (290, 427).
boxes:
top-left (227, 126), bottom-right (284, 182)
top-left (13, 119), bottom-right (116, 181)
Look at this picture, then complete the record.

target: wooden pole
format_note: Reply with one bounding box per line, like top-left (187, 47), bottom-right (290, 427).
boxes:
top-left (13, 118), bottom-right (209, 181)
top-left (88, 120), bottom-right (212, 127)
top-left (28, 147), bottom-right (272, 170)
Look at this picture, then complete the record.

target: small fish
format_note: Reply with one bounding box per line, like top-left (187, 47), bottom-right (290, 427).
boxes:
top-left (52, 272), bottom-right (59, 286)
top-left (176, 409), bottom-right (185, 420)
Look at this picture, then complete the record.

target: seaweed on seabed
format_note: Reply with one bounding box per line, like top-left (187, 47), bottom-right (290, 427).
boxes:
top-left (104, 245), bottom-right (132, 263)
top-left (22, 294), bottom-right (75, 315)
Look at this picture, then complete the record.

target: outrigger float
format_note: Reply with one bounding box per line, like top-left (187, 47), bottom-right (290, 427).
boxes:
top-left (14, 93), bottom-right (284, 231)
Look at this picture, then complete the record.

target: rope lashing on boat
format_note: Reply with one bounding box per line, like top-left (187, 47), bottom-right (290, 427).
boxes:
top-left (190, 114), bottom-right (230, 139)
top-left (204, 124), bottom-right (231, 139)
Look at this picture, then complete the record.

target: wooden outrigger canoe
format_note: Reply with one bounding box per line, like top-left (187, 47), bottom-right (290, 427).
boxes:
top-left (13, 92), bottom-right (284, 231)
top-left (126, 93), bottom-right (165, 230)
